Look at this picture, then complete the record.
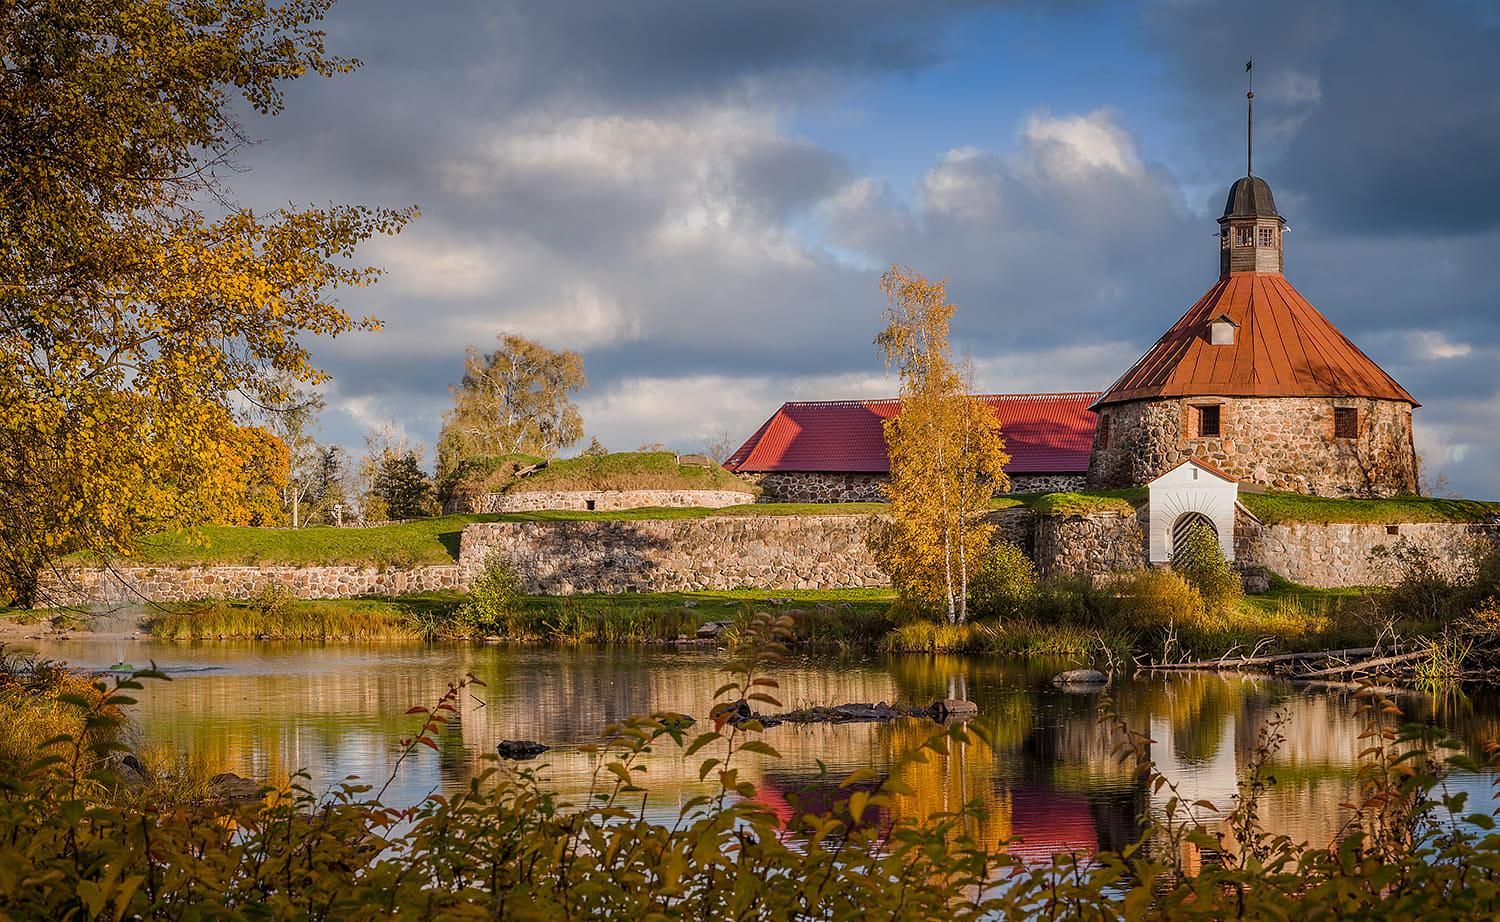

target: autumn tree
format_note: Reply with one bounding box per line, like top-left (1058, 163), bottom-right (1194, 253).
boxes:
top-left (436, 334), bottom-right (587, 478)
top-left (199, 425), bottom-right (291, 527)
top-left (874, 267), bottom-right (1009, 623)
top-left (0, 1), bottom-right (411, 602)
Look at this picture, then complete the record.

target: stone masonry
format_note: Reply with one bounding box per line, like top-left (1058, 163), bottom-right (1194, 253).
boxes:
top-left (742, 472), bottom-right (889, 503)
top-left (38, 565), bottom-right (464, 607)
top-left (469, 489), bottom-right (753, 513)
top-left (745, 471), bottom-right (1086, 503)
top-left (1033, 507), bottom-right (1148, 579)
top-left (41, 505), bottom-right (1498, 605)
top-left (458, 515), bottom-right (887, 593)
top-left (1235, 516), bottom-right (1500, 589)
top-left (1088, 396), bottom-right (1418, 497)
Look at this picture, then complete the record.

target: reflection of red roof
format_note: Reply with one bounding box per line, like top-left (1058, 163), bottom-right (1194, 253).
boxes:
top-left (726, 393), bottom-right (1101, 475)
top-left (1094, 273), bottom-right (1417, 409)
top-left (1006, 788), bottom-right (1098, 864)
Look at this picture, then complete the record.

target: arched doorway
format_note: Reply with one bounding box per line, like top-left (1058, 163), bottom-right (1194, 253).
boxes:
top-left (1170, 512), bottom-right (1217, 559)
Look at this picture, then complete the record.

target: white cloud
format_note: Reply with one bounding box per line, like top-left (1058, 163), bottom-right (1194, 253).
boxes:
top-left (1411, 331), bottom-right (1472, 361)
top-left (1022, 109), bottom-right (1145, 180)
top-left (919, 147), bottom-right (1005, 221)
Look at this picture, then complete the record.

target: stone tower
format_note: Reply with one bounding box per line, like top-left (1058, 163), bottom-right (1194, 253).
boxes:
top-left (1085, 170), bottom-right (1420, 498)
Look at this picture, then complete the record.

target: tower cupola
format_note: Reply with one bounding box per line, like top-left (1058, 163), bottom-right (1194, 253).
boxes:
top-left (1215, 61), bottom-right (1286, 277)
top-left (1217, 175), bottom-right (1285, 276)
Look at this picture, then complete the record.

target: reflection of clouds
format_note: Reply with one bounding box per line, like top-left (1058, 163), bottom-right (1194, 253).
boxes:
top-left (22, 636), bottom-right (1498, 863)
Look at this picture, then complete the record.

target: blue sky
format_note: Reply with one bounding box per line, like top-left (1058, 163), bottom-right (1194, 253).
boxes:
top-left (233, 0), bottom-right (1500, 498)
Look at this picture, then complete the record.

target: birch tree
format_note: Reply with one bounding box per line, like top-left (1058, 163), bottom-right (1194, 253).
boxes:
top-left (875, 267), bottom-right (1009, 623)
top-left (436, 334), bottom-right (587, 478)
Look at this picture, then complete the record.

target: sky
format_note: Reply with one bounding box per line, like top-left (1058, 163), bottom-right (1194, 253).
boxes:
top-left (230, 0), bottom-right (1500, 498)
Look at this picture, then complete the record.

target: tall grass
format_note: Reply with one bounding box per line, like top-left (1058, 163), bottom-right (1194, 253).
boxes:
top-left (0, 647), bottom-right (117, 773)
top-left (148, 591), bottom-right (428, 641)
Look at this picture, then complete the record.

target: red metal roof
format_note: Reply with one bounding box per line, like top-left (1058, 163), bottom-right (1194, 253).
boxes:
top-left (1094, 272), bottom-right (1417, 409)
top-left (726, 392), bottom-right (1100, 475)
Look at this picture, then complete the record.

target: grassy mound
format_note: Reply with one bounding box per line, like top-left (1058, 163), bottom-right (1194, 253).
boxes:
top-left (1239, 491), bottom-right (1500, 525)
top-left (507, 451), bottom-right (755, 494)
top-left (77, 505), bottom-right (885, 568)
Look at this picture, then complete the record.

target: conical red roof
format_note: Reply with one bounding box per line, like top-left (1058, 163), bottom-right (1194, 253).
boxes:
top-left (1093, 272), bottom-right (1417, 409)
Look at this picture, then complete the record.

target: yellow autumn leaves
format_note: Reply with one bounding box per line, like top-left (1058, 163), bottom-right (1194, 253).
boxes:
top-left (874, 267), bottom-right (1009, 623)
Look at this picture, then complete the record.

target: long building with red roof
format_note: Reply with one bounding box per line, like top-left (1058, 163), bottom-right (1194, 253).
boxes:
top-left (727, 393), bottom-right (1099, 502)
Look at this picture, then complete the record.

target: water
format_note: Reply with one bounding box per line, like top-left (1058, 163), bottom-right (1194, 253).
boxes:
top-left (15, 637), bottom-right (1500, 859)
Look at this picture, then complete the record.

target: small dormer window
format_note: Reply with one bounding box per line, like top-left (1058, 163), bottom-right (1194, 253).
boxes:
top-left (1259, 227), bottom-right (1275, 247)
top-left (1209, 314), bottom-right (1237, 346)
top-left (1235, 226), bottom-right (1253, 247)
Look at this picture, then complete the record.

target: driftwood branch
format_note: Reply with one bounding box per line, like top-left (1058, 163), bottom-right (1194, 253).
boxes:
top-left (1144, 647), bottom-right (1387, 671)
top-left (1297, 649), bottom-right (1430, 678)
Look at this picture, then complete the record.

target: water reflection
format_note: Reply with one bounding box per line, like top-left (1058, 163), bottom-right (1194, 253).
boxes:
top-left (17, 637), bottom-right (1500, 861)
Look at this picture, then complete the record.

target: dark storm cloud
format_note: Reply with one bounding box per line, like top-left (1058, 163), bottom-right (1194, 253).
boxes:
top-left (1144, 0), bottom-right (1500, 235)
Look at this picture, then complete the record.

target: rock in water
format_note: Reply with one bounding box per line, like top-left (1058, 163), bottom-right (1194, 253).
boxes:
top-left (209, 772), bottom-right (268, 803)
top-left (497, 740), bottom-right (550, 760)
top-left (695, 620), bottom-right (734, 640)
top-left (1052, 669), bottom-right (1109, 689)
top-left (932, 699), bottom-right (979, 720)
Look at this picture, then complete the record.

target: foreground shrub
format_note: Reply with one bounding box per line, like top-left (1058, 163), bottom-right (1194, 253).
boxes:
top-left (1171, 522), bottom-right (1242, 614)
top-left (967, 541), bottom-right (1036, 619)
top-left (454, 553), bottom-right (525, 636)
top-left (1119, 567), bottom-right (1204, 630)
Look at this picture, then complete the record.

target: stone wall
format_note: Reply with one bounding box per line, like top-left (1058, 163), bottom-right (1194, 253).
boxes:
top-left (1033, 507), bottom-right (1148, 579)
top-left (38, 565), bottom-right (463, 607)
top-left (1235, 516), bottom-right (1500, 588)
top-left (743, 470), bottom-right (1086, 503)
top-left (468, 489), bottom-right (753, 513)
top-left (43, 505), bottom-right (1496, 606)
top-left (458, 515), bottom-right (886, 593)
top-left (1087, 396), bottom-right (1417, 497)
top-left (743, 472), bottom-right (889, 503)
top-left (1008, 473), bottom-right (1088, 494)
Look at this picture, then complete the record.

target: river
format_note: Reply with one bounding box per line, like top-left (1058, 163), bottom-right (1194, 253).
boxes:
top-left (14, 636), bottom-right (1500, 861)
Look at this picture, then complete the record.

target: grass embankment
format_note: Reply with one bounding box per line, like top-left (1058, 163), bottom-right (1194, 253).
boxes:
top-left (79, 505), bottom-right (884, 568)
top-left (78, 489), bottom-right (1499, 570)
top-left (881, 575), bottom-right (1395, 661)
top-left (507, 451), bottom-right (755, 494)
top-left (146, 588), bottom-right (899, 646)
top-left (144, 579), bottom-right (1392, 666)
top-left (1238, 492), bottom-right (1500, 525)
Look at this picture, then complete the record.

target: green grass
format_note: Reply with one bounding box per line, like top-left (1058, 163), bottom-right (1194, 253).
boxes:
top-left (507, 451), bottom-right (756, 494)
top-left (145, 588), bottom-right (898, 644)
top-left (1238, 491), bottom-right (1500, 525)
top-left (74, 505), bottom-right (887, 568)
top-left (1026, 488), bottom-right (1146, 517)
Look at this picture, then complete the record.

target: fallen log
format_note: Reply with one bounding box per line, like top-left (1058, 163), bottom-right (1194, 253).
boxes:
top-left (1144, 647), bottom-right (1386, 671)
top-left (728, 699), bottom-right (977, 728)
top-left (1297, 649), bottom-right (1430, 678)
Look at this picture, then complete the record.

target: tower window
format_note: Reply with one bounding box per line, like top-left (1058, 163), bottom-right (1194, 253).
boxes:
top-left (1195, 405), bottom-right (1221, 438)
top-left (1334, 407), bottom-right (1358, 439)
top-left (1098, 414), bottom-right (1111, 450)
top-left (1259, 227), bottom-right (1276, 247)
top-left (1235, 226), bottom-right (1253, 247)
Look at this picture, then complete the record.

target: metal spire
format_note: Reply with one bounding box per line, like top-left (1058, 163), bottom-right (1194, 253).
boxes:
top-left (1245, 59), bottom-right (1254, 177)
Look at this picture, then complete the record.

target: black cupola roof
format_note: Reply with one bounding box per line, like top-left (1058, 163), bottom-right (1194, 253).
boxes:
top-left (1221, 176), bottom-right (1281, 221)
